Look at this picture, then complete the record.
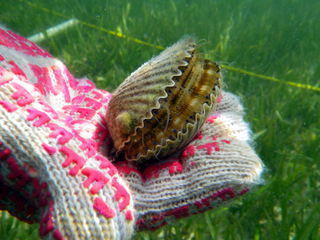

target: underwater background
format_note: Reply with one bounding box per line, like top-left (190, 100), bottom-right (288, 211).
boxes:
top-left (1, 0), bottom-right (319, 239)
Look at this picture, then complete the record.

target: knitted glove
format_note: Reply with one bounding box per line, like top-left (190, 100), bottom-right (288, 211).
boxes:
top-left (0, 28), bottom-right (263, 240)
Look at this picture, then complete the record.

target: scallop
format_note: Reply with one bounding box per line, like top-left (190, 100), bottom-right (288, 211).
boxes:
top-left (106, 37), bottom-right (222, 162)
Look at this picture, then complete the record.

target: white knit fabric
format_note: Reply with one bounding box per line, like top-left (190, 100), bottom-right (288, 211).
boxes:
top-left (0, 28), bottom-right (263, 239)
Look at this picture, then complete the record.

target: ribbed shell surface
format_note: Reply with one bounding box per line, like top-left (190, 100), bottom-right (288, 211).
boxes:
top-left (106, 38), bottom-right (222, 162)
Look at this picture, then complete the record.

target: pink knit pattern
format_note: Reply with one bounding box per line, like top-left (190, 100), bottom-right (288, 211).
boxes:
top-left (0, 28), bottom-right (263, 239)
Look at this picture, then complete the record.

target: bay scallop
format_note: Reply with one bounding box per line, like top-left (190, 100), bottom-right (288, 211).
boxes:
top-left (106, 37), bottom-right (222, 162)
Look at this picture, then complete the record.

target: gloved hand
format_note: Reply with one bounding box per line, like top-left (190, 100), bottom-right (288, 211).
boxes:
top-left (0, 28), bottom-right (263, 240)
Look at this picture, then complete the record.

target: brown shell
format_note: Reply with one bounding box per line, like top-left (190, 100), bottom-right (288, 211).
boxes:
top-left (106, 38), bottom-right (222, 162)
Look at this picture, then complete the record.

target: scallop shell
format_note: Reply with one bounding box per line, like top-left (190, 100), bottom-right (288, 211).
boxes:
top-left (106, 38), bottom-right (222, 162)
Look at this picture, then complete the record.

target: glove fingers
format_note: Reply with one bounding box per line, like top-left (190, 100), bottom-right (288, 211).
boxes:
top-left (117, 92), bottom-right (263, 230)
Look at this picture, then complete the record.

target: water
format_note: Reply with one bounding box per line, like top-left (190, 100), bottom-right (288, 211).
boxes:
top-left (1, 0), bottom-right (319, 239)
